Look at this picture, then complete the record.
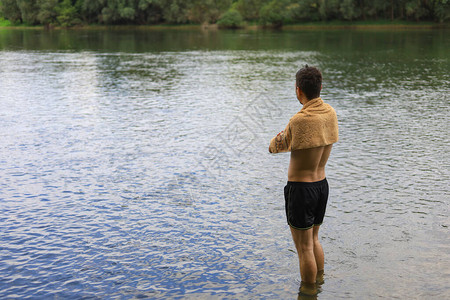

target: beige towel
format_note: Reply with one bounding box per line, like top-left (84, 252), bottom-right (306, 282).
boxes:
top-left (269, 97), bottom-right (338, 153)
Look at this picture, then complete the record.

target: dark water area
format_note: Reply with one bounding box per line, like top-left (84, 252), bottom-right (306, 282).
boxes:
top-left (0, 27), bottom-right (449, 55)
top-left (0, 28), bottom-right (449, 299)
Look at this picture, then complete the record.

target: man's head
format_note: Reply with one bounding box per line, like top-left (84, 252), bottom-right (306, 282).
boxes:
top-left (296, 65), bottom-right (322, 101)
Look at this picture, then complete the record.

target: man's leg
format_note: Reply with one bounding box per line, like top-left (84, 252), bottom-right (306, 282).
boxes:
top-left (313, 225), bottom-right (324, 273)
top-left (290, 226), bottom-right (317, 283)
top-left (313, 225), bottom-right (324, 283)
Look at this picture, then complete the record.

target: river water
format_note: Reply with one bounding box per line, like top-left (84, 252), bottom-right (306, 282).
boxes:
top-left (0, 28), bottom-right (449, 299)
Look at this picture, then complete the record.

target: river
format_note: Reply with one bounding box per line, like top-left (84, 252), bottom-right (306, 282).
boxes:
top-left (0, 28), bottom-right (449, 299)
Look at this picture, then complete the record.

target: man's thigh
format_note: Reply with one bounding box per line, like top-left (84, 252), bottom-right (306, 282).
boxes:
top-left (290, 226), bottom-right (314, 250)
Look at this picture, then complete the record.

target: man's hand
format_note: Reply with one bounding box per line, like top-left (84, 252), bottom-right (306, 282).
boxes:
top-left (269, 130), bottom-right (288, 153)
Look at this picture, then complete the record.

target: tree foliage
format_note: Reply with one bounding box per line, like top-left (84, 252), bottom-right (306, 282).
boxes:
top-left (259, 0), bottom-right (290, 27)
top-left (217, 8), bottom-right (244, 28)
top-left (17, 0), bottom-right (40, 25)
top-left (1, 0), bottom-right (22, 23)
top-left (0, 0), bottom-right (449, 26)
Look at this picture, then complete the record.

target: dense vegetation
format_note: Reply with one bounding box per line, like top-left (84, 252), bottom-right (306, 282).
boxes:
top-left (0, 0), bottom-right (448, 28)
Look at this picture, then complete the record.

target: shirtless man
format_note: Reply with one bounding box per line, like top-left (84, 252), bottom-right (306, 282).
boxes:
top-left (269, 66), bottom-right (338, 289)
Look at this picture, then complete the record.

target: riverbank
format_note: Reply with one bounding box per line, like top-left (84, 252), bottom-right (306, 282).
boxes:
top-left (0, 18), bottom-right (448, 31)
top-left (282, 20), bottom-right (448, 30)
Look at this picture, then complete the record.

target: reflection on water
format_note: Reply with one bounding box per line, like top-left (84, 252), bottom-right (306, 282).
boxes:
top-left (295, 267), bottom-right (324, 299)
top-left (0, 29), bottom-right (449, 299)
top-left (298, 281), bottom-right (319, 299)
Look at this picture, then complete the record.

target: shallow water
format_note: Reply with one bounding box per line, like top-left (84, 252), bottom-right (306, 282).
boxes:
top-left (0, 28), bottom-right (449, 299)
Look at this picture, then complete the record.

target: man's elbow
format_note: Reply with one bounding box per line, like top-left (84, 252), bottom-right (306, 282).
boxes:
top-left (269, 138), bottom-right (277, 154)
top-left (269, 145), bottom-right (280, 154)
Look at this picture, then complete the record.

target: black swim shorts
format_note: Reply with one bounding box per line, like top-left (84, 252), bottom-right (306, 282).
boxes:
top-left (284, 178), bottom-right (329, 230)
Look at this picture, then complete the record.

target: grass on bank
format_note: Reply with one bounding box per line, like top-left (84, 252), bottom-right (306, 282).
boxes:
top-left (0, 17), bottom-right (12, 27)
top-left (0, 18), bottom-right (40, 28)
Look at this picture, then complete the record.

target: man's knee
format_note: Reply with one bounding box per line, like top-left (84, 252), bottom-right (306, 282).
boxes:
top-left (300, 244), bottom-right (314, 254)
top-left (296, 239), bottom-right (314, 253)
top-left (313, 237), bottom-right (321, 245)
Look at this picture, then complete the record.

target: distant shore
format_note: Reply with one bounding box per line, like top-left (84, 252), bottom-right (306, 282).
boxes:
top-left (282, 21), bottom-right (448, 30)
top-left (0, 19), bottom-right (448, 31)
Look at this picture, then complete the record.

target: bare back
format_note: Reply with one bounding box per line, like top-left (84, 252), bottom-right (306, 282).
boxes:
top-left (288, 145), bottom-right (332, 182)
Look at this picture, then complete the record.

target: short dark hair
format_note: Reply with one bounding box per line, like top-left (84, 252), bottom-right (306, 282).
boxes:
top-left (296, 65), bottom-right (322, 100)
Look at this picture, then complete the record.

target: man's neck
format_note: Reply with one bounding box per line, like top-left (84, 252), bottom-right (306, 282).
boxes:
top-left (301, 97), bottom-right (322, 109)
top-left (300, 97), bottom-right (311, 106)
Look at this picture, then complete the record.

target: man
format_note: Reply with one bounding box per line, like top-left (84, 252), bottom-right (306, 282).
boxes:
top-left (269, 65), bottom-right (338, 288)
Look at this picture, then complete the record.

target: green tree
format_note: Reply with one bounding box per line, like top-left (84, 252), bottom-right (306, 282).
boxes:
top-left (17, 0), bottom-right (40, 24)
top-left (37, 0), bottom-right (58, 25)
top-left (57, 0), bottom-right (80, 26)
top-left (318, 0), bottom-right (341, 21)
top-left (339, 0), bottom-right (360, 21)
top-left (217, 7), bottom-right (243, 28)
top-left (160, 0), bottom-right (192, 23)
top-left (422, 0), bottom-right (450, 21)
top-left (405, 0), bottom-right (427, 21)
top-left (137, 0), bottom-right (163, 24)
top-left (259, 0), bottom-right (290, 27)
top-left (433, 0), bottom-right (450, 22)
top-left (289, 0), bottom-right (321, 22)
top-left (1, 0), bottom-right (449, 27)
top-left (362, 0), bottom-right (387, 19)
top-left (80, 0), bottom-right (104, 23)
top-left (101, 0), bottom-right (136, 24)
top-left (1, 0), bottom-right (22, 23)
top-left (189, 0), bottom-right (231, 24)
top-left (235, 0), bottom-right (269, 21)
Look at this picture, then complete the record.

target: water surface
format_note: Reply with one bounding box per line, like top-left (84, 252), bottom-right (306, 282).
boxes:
top-left (0, 28), bottom-right (449, 299)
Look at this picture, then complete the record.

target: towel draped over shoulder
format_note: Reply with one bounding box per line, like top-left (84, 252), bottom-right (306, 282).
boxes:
top-left (269, 97), bottom-right (338, 153)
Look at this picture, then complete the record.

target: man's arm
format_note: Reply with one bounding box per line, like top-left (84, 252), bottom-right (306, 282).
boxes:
top-left (268, 131), bottom-right (286, 153)
top-left (269, 123), bottom-right (291, 153)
